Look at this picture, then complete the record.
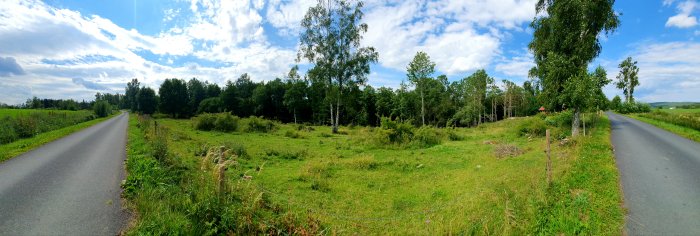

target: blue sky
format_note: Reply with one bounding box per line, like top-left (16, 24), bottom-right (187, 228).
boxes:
top-left (0, 0), bottom-right (699, 105)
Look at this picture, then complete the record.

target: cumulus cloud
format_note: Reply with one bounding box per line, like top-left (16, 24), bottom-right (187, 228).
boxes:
top-left (621, 42), bottom-right (700, 102)
top-left (665, 0), bottom-right (698, 28)
top-left (361, 0), bottom-right (536, 75)
top-left (0, 0), bottom-right (301, 104)
top-left (0, 57), bottom-right (26, 76)
top-left (495, 52), bottom-right (535, 79)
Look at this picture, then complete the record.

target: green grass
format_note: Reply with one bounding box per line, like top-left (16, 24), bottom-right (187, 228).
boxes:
top-left (125, 113), bottom-right (623, 234)
top-left (0, 113), bottom-right (117, 162)
top-left (629, 114), bottom-right (700, 143)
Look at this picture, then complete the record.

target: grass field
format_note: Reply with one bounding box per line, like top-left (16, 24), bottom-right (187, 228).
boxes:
top-left (630, 108), bottom-right (700, 143)
top-left (125, 113), bottom-right (623, 235)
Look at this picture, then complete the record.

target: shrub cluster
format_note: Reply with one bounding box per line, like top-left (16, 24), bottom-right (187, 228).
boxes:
top-left (0, 110), bottom-right (96, 144)
top-left (518, 117), bottom-right (547, 137)
top-left (246, 116), bottom-right (277, 133)
top-left (373, 117), bottom-right (443, 148)
top-left (615, 102), bottom-right (651, 114)
top-left (193, 113), bottom-right (239, 132)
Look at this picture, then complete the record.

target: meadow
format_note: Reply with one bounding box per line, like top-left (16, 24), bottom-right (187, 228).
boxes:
top-left (631, 108), bottom-right (700, 142)
top-left (124, 113), bottom-right (623, 235)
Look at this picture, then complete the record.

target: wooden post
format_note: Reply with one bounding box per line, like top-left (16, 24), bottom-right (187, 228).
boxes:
top-left (546, 129), bottom-right (552, 184)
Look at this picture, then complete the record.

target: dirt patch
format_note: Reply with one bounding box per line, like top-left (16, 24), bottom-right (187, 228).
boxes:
top-left (494, 144), bottom-right (524, 159)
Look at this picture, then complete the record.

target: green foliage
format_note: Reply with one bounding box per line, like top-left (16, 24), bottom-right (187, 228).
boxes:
top-left (245, 116), bottom-right (277, 133)
top-left (214, 113), bottom-right (239, 132)
top-left (197, 97), bottom-right (223, 114)
top-left (93, 100), bottom-right (112, 118)
top-left (412, 126), bottom-right (442, 147)
top-left (136, 87), bottom-right (157, 115)
top-left (159, 78), bottom-right (190, 118)
top-left (125, 115), bottom-right (318, 234)
top-left (194, 113), bottom-right (217, 131)
top-left (610, 95), bottom-right (622, 110)
top-left (284, 130), bottom-right (304, 139)
top-left (194, 113), bottom-right (239, 133)
top-left (615, 57), bottom-right (640, 103)
top-left (0, 109), bottom-right (96, 144)
top-left (518, 117), bottom-right (547, 137)
top-left (616, 102), bottom-right (651, 114)
top-left (639, 110), bottom-right (700, 131)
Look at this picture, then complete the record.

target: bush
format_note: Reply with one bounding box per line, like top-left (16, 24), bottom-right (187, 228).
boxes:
top-left (412, 126), bottom-right (442, 147)
top-left (246, 116), bottom-right (277, 133)
top-left (616, 102), bottom-right (651, 114)
top-left (194, 113), bottom-right (217, 131)
top-left (222, 141), bottom-right (247, 158)
top-left (214, 113), bottom-right (238, 132)
top-left (0, 117), bottom-right (18, 144)
top-left (518, 117), bottom-right (547, 137)
top-left (93, 100), bottom-right (112, 118)
top-left (447, 130), bottom-right (464, 141)
top-left (13, 116), bottom-right (37, 138)
top-left (285, 130), bottom-right (303, 139)
top-left (376, 117), bottom-right (414, 145)
top-left (544, 111), bottom-right (572, 128)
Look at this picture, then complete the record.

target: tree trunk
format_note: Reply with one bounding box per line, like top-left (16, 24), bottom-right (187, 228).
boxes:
top-left (333, 90), bottom-right (341, 134)
top-left (421, 90), bottom-right (425, 126)
top-left (583, 112), bottom-right (586, 136)
top-left (293, 108), bottom-right (297, 124)
top-left (572, 108), bottom-right (581, 136)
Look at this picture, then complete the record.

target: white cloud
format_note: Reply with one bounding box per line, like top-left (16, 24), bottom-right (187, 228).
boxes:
top-left (622, 42), bottom-right (700, 102)
top-left (266, 0), bottom-right (316, 36)
top-left (362, 0), bottom-right (536, 75)
top-left (495, 54), bottom-right (535, 78)
top-left (665, 0), bottom-right (698, 28)
top-left (0, 0), bottom-right (300, 104)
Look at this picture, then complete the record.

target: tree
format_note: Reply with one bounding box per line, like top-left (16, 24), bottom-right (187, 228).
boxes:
top-left (204, 83), bottom-right (221, 98)
top-left (529, 0), bottom-right (619, 136)
top-left (93, 100), bottom-right (111, 118)
top-left (375, 87), bottom-right (395, 120)
top-left (125, 78), bottom-right (140, 111)
top-left (187, 78), bottom-right (206, 115)
top-left (220, 80), bottom-right (238, 114)
top-left (298, 0), bottom-right (378, 133)
top-left (615, 57), bottom-right (640, 103)
top-left (198, 97), bottom-right (223, 114)
top-left (284, 66), bottom-right (308, 124)
top-left (159, 78), bottom-right (189, 118)
top-left (136, 87), bottom-right (157, 115)
top-left (611, 95), bottom-right (622, 110)
top-left (406, 51), bottom-right (436, 126)
top-left (234, 73), bottom-right (257, 118)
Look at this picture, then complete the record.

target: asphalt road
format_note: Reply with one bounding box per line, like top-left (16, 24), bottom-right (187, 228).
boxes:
top-left (608, 112), bottom-right (700, 235)
top-left (0, 113), bottom-right (129, 235)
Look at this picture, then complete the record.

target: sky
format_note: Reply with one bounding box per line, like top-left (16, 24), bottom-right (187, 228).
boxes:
top-left (0, 0), bottom-right (699, 105)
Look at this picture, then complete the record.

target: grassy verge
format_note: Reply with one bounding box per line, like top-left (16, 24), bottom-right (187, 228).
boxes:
top-left (122, 112), bottom-right (623, 234)
top-left (628, 114), bottom-right (700, 143)
top-left (0, 113), bottom-right (118, 163)
top-left (534, 114), bottom-right (623, 235)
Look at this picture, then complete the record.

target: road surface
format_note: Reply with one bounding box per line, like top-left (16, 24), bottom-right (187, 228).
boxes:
top-left (0, 113), bottom-right (129, 235)
top-left (608, 112), bottom-right (700, 235)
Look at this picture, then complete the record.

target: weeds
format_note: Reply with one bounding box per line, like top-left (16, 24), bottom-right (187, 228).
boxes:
top-left (0, 109), bottom-right (96, 144)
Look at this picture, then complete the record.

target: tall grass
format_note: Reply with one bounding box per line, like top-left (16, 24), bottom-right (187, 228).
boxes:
top-left (0, 109), bottom-right (96, 144)
top-left (123, 115), bottom-right (319, 235)
top-left (638, 110), bottom-right (700, 131)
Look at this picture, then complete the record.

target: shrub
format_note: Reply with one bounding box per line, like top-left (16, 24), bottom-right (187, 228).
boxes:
top-left (194, 113), bottom-right (217, 131)
top-left (222, 141), bottom-right (247, 158)
top-left (13, 116), bottom-right (37, 138)
top-left (0, 117), bottom-right (18, 144)
top-left (214, 113), bottom-right (238, 132)
top-left (518, 117), bottom-right (547, 137)
top-left (412, 126), bottom-right (442, 147)
top-left (639, 110), bottom-right (700, 131)
top-left (246, 116), bottom-right (276, 133)
top-left (616, 102), bottom-right (652, 114)
top-left (447, 130), bottom-right (464, 141)
top-left (151, 135), bottom-right (168, 161)
top-left (376, 117), bottom-right (414, 145)
top-left (279, 149), bottom-right (308, 160)
top-left (285, 130), bottom-right (303, 139)
top-left (93, 100), bottom-right (112, 118)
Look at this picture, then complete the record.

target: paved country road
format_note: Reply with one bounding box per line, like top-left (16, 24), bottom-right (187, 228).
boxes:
top-left (608, 112), bottom-right (700, 235)
top-left (0, 113), bottom-right (129, 235)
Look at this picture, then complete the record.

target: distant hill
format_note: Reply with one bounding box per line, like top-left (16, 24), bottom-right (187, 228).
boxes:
top-left (649, 102), bottom-right (700, 108)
